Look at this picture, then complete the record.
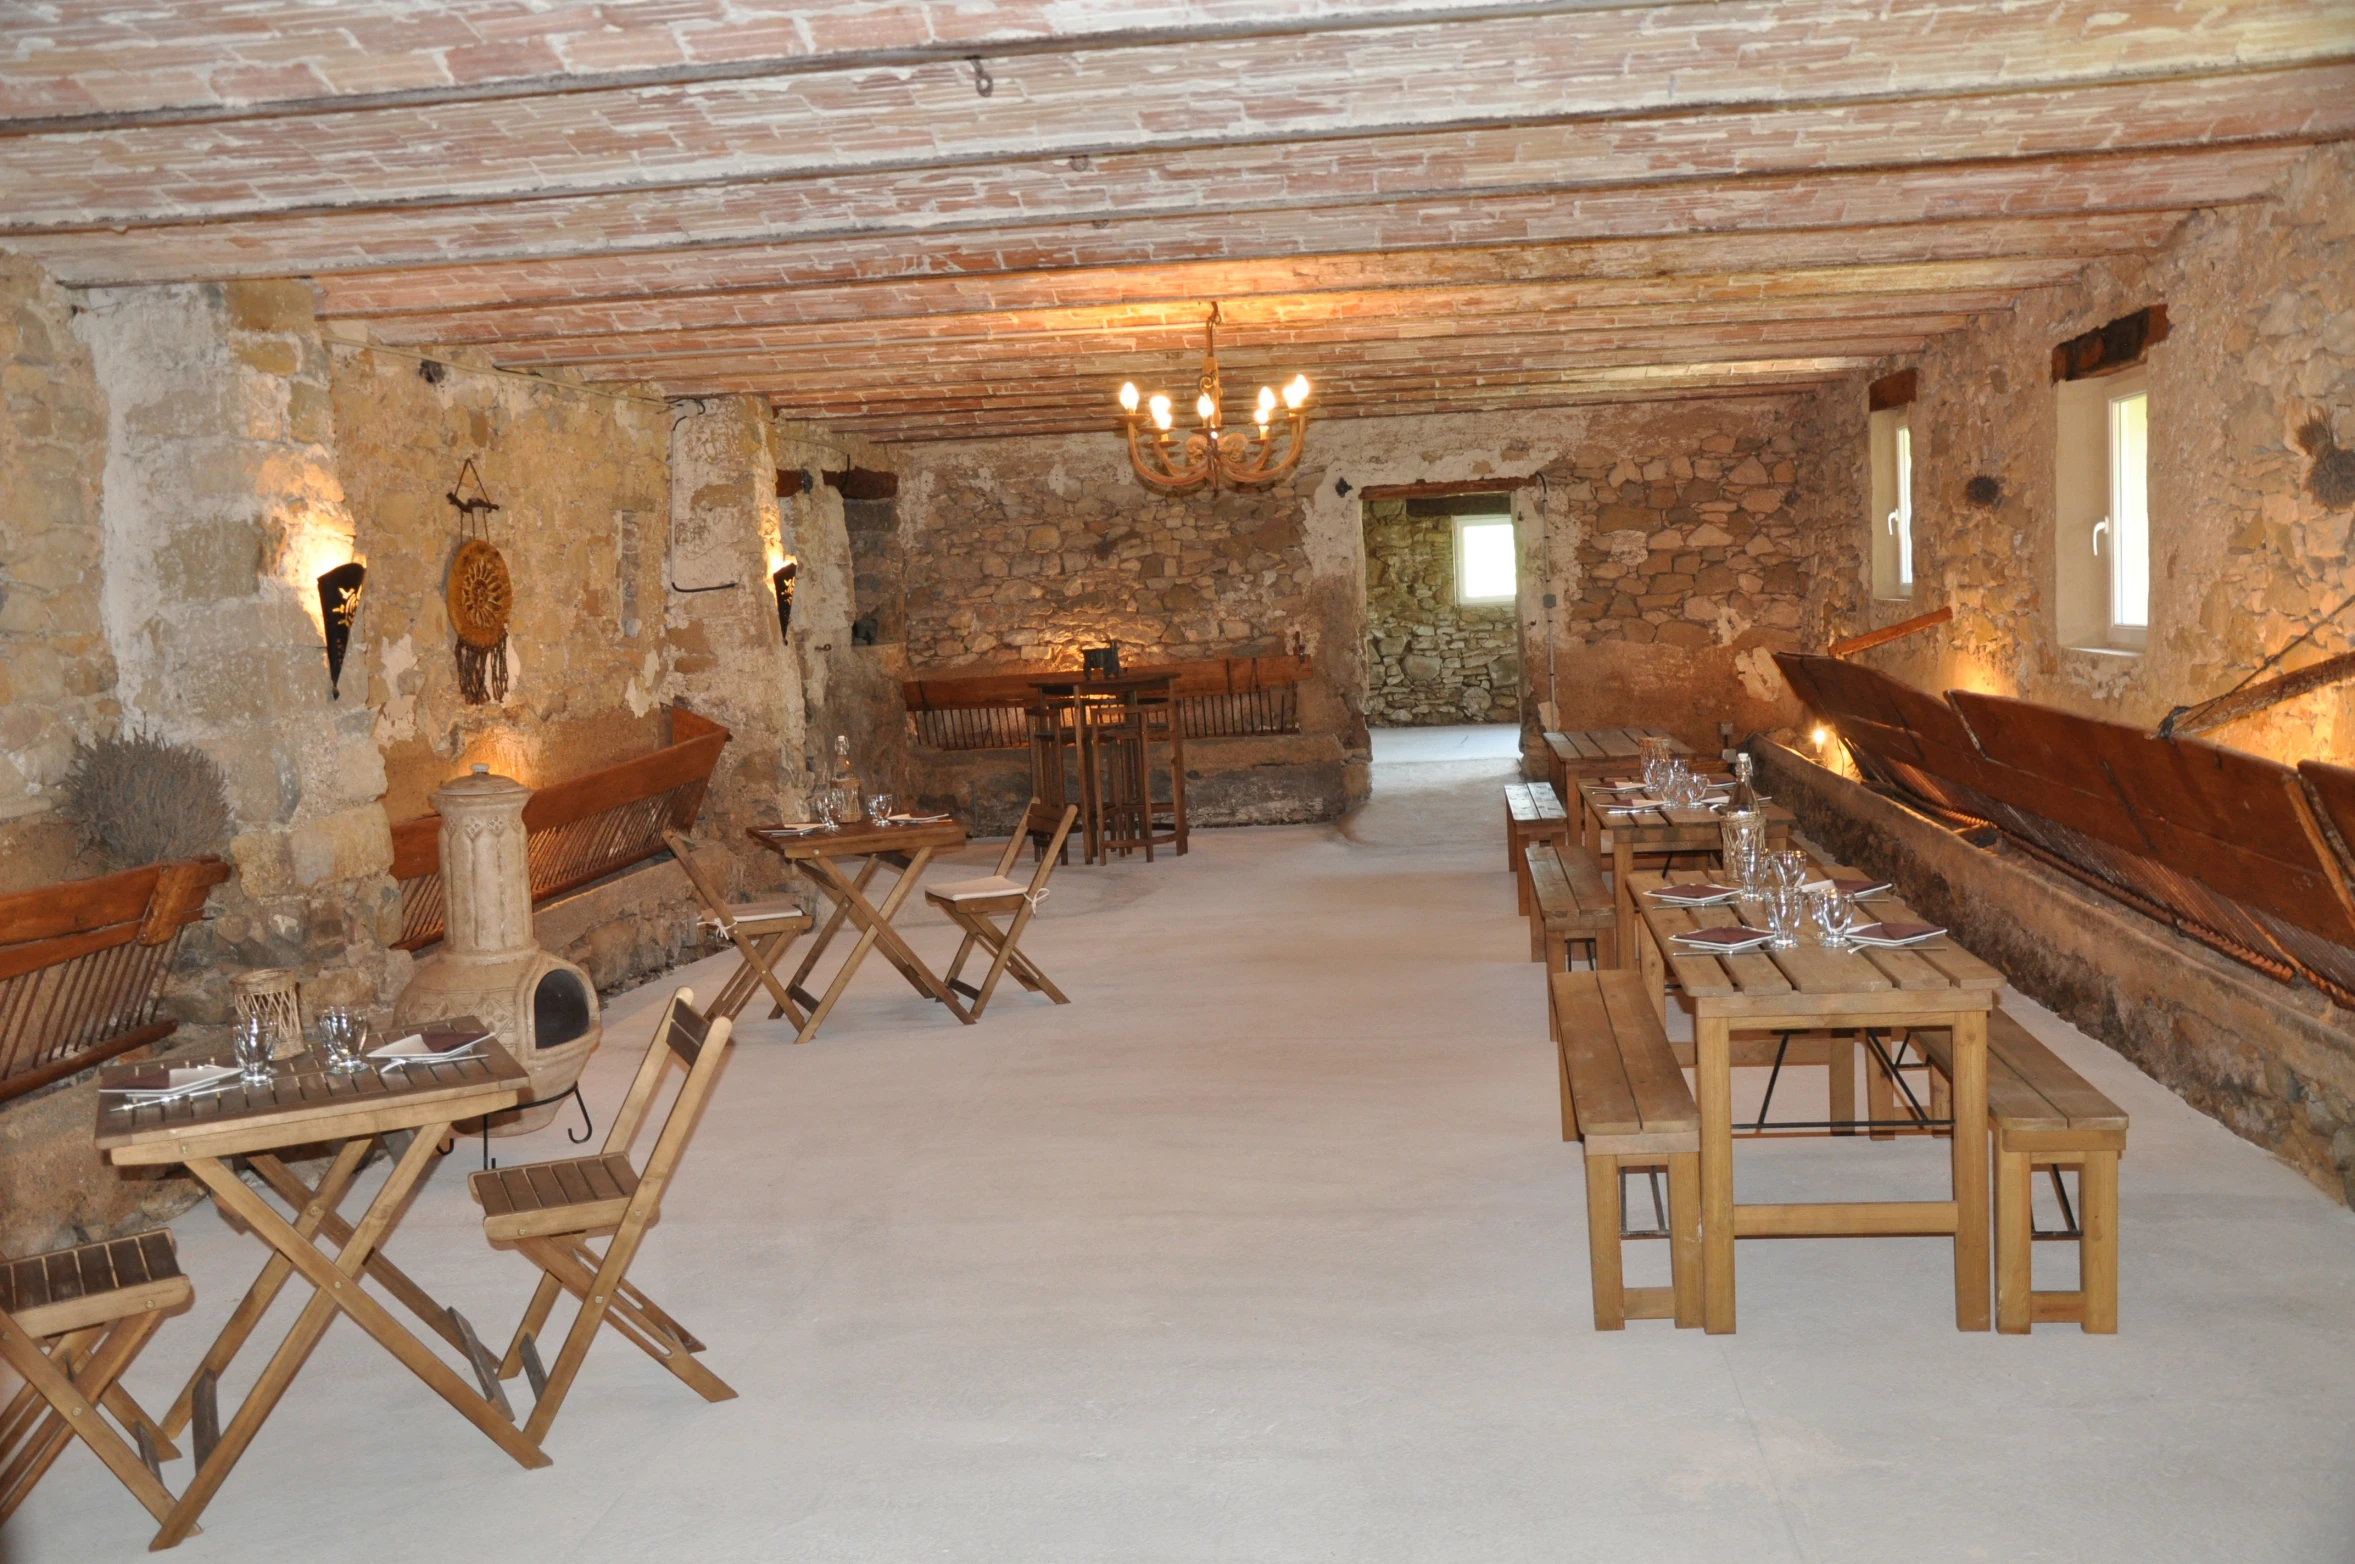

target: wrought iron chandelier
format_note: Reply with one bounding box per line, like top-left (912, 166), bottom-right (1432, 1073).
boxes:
top-left (1117, 303), bottom-right (1311, 494)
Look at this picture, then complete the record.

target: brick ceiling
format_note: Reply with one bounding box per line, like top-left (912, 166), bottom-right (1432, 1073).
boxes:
top-left (3, 2), bottom-right (2349, 440)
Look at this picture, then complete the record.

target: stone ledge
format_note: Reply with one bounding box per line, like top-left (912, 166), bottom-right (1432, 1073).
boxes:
top-left (1756, 736), bottom-right (2355, 1207)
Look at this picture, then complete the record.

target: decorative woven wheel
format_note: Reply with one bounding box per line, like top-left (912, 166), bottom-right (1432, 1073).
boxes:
top-left (446, 538), bottom-right (513, 649)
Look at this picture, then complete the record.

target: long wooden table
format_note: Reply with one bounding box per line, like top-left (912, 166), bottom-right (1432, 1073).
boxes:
top-left (751, 818), bottom-right (974, 1043)
top-left (1580, 779), bottom-right (1795, 957)
top-left (1543, 726), bottom-right (1690, 805)
top-left (1631, 865), bottom-right (2006, 1334)
top-left (96, 1042), bottom-right (546, 1548)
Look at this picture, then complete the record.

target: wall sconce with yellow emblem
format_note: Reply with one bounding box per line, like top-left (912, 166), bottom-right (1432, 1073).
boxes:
top-left (316, 561), bottom-right (366, 699)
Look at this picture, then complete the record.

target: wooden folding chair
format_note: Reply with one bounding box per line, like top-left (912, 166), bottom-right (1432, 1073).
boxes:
top-left (661, 828), bottom-right (813, 1026)
top-left (470, 989), bottom-right (737, 1445)
top-left (0, 1231), bottom-right (190, 1528)
top-left (924, 801), bottom-right (1079, 1020)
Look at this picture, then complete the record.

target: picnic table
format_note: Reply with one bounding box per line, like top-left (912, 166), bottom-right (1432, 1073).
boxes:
top-left (750, 818), bottom-right (975, 1043)
top-left (1543, 727), bottom-right (1690, 804)
top-left (95, 1040), bottom-right (546, 1548)
top-left (1578, 778), bottom-right (1795, 958)
top-left (1630, 861), bottom-right (2006, 1335)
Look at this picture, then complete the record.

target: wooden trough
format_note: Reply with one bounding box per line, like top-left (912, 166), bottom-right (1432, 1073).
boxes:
top-left (1777, 652), bottom-right (2355, 1007)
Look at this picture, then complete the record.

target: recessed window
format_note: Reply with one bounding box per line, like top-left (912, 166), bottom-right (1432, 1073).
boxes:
top-left (2055, 365), bottom-right (2151, 653)
top-left (1454, 516), bottom-right (1516, 605)
top-left (1869, 406), bottom-right (1915, 600)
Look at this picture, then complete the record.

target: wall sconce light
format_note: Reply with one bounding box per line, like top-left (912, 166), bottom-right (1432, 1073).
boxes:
top-left (772, 557), bottom-right (798, 640)
top-left (317, 561), bottom-right (366, 698)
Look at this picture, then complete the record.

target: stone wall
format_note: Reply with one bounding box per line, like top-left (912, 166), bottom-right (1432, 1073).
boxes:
top-left (0, 252), bottom-right (113, 892)
top-left (329, 337), bottom-right (674, 822)
top-left (1829, 142), bottom-right (2355, 768)
top-left (891, 431), bottom-right (1350, 824)
top-left (1361, 499), bottom-right (1519, 726)
top-left (77, 281), bottom-right (404, 1029)
top-left (887, 401), bottom-right (1836, 815)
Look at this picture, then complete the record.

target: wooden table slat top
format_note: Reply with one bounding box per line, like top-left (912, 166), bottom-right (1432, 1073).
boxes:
top-left (1546, 726), bottom-right (1688, 764)
top-left (750, 818), bottom-right (965, 858)
top-left (96, 1043), bottom-right (527, 1163)
top-left (1632, 865), bottom-right (2003, 1004)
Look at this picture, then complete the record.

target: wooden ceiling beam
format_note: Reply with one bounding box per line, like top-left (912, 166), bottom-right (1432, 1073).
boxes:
top-left (480, 297), bottom-right (1993, 374)
top-left (11, 141), bottom-right (2297, 287)
top-left (320, 216), bottom-right (2174, 324)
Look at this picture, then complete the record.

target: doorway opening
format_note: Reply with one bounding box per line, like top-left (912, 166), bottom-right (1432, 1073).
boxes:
top-left (1362, 492), bottom-right (1522, 749)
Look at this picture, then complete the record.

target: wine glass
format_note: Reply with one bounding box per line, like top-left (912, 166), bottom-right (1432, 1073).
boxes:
top-left (1766, 849), bottom-right (1812, 893)
top-left (869, 792), bottom-right (896, 823)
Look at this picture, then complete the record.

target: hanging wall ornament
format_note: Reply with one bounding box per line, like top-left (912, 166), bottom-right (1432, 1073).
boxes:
top-left (444, 458), bottom-right (512, 704)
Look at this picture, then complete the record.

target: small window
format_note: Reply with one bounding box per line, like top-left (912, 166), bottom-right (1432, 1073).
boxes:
top-left (1869, 407), bottom-right (1915, 600)
top-left (2055, 366), bottom-right (2150, 652)
top-left (1454, 516), bottom-right (1516, 604)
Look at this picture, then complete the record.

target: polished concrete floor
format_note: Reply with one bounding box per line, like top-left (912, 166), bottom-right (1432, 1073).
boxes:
top-left (16, 731), bottom-right (2355, 1561)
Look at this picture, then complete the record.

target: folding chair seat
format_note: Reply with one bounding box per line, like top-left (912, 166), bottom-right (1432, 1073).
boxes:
top-left (469, 988), bottom-right (737, 1444)
top-left (0, 1231), bottom-right (190, 1527)
top-left (661, 827), bottom-right (813, 1025)
top-left (925, 800), bottom-right (1079, 1020)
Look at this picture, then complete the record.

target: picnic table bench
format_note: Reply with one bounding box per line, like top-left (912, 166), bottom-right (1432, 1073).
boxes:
top-left (1914, 1012), bottom-right (2127, 1333)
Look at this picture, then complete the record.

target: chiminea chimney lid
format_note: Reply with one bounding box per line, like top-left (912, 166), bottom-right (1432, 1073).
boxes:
top-left (434, 765), bottom-right (529, 806)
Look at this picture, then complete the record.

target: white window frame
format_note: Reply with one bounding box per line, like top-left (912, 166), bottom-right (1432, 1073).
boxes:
top-left (1452, 514), bottom-right (1517, 606)
top-left (1869, 406), bottom-right (1915, 601)
top-left (2055, 365), bottom-right (2150, 654)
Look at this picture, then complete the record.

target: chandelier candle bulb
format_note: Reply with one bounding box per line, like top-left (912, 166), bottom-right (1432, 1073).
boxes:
top-left (1196, 391), bottom-right (1216, 424)
top-left (1284, 374), bottom-right (1311, 409)
top-left (1118, 382), bottom-right (1139, 412)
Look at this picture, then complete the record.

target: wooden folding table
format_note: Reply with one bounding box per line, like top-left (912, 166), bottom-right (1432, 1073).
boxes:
top-left (750, 819), bottom-right (974, 1043)
top-left (1633, 872), bottom-right (2006, 1334)
top-left (96, 1044), bottom-right (547, 1548)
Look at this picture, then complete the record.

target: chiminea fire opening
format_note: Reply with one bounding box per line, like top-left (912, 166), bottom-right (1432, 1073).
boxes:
top-left (533, 969), bottom-right (593, 1049)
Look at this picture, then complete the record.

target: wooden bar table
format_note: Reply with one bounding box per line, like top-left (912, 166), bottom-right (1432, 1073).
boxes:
top-left (96, 1042), bottom-right (547, 1548)
top-left (751, 818), bottom-right (974, 1043)
top-left (1544, 726), bottom-right (1689, 807)
top-left (1633, 874), bottom-right (2006, 1335)
top-left (1580, 780), bottom-right (1794, 957)
top-left (1028, 673), bottom-right (1185, 865)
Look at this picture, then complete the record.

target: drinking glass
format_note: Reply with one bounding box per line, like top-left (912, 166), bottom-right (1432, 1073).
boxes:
top-left (1761, 880), bottom-right (1805, 950)
top-left (232, 1015), bottom-right (276, 1087)
top-left (318, 1006), bottom-right (371, 1074)
top-left (868, 793), bottom-right (896, 823)
top-left (1766, 849), bottom-right (1811, 893)
top-left (1807, 887), bottom-right (1857, 950)
top-left (1638, 736), bottom-right (1670, 792)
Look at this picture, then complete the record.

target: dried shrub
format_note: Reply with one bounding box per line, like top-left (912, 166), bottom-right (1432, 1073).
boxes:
top-left (57, 728), bottom-right (232, 868)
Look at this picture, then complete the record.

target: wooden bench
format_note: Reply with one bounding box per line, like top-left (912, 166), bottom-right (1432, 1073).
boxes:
top-left (1552, 969), bottom-right (1700, 1330)
top-left (1504, 782), bottom-right (1571, 915)
top-left (1914, 1012), bottom-right (2127, 1334)
top-left (1526, 843), bottom-right (1616, 970)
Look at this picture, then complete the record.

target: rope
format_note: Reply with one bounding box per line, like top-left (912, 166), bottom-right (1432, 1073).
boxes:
top-left (2159, 585), bottom-right (2355, 738)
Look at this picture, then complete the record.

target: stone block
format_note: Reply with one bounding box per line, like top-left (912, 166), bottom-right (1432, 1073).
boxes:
top-left (289, 804), bottom-right (393, 887)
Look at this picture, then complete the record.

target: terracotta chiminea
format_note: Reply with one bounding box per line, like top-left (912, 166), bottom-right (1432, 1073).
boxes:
top-left (392, 765), bottom-right (601, 1132)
